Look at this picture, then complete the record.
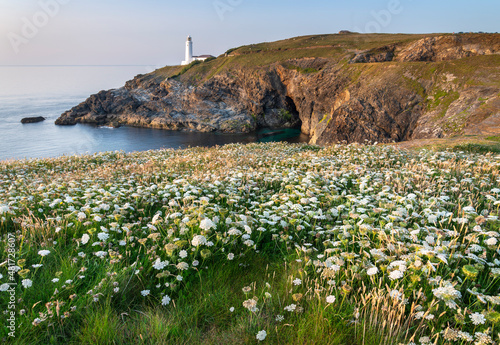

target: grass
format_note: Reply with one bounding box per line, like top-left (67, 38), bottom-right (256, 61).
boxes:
top-left (395, 135), bottom-right (500, 153)
top-left (427, 89), bottom-right (460, 114)
top-left (153, 33), bottom-right (498, 86)
top-left (2, 216), bottom-right (357, 344)
top-left (1, 142), bottom-right (500, 344)
top-left (452, 143), bottom-right (500, 154)
top-left (228, 33), bottom-right (438, 55)
top-left (68, 251), bottom-right (290, 345)
top-left (279, 109), bottom-right (293, 121)
top-left (283, 63), bottom-right (319, 74)
top-left (158, 33), bottom-right (500, 87)
top-left (170, 60), bottom-right (203, 79)
top-left (148, 65), bottom-right (184, 81)
top-left (441, 55), bottom-right (500, 88)
top-left (402, 76), bottom-right (426, 99)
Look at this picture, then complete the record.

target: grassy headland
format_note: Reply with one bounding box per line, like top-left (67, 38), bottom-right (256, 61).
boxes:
top-left (142, 33), bottom-right (500, 142)
top-left (57, 33), bottom-right (499, 144)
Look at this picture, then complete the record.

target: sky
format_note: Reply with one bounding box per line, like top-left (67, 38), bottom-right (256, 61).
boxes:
top-left (0, 0), bottom-right (498, 66)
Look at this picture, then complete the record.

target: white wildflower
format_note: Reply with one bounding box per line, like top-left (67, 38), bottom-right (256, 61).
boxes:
top-left (97, 232), bottom-right (109, 241)
top-left (176, 262), bottom-right (189, 270)
top-left (485, 237), bottom-right (497, 246)
top-left (94, 251), bottom-right (107, 258)
top-left (389, 270), bottom-right (404, 280)
top-left (256, 330), bottom-right (267, 341)
top-left (22, 279), bottom-right (32, 288)
top-left (81, 234), bottom-right (90, 245)
top-left (152, 258), bottom-right (169, 270)
top-left (200, 218), bottom-right (216, 230)
top-left (192, 235), bottom-right (207, 246)
top-left (161, 295), bottom-right (171, 305)
top-left (326, 295), bottom-right (336, 304)
top-left (470, 312), bottom-right (486, 325)
top-left (432, 282), bottom-right (461, 309)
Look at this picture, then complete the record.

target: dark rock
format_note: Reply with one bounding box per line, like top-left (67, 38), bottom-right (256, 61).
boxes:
top-left (350, 51), bottom-right (394, 63)
top-left (21, 116), bottom-right (45, 124)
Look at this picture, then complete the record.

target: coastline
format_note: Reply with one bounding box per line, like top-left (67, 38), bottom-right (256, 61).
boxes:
top-left (56, 33), bottom-right (500, 146)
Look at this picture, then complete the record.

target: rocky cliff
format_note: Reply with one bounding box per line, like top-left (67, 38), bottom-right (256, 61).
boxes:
top-left (56, 33), bottom-right (500, 144)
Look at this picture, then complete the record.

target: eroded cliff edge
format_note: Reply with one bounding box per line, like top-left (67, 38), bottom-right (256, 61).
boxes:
top-left (56, 33), bottom-right (500, 144)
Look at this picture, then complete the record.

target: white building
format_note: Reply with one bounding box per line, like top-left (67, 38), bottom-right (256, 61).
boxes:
top-left (181, 35), bottom-right (214, 65)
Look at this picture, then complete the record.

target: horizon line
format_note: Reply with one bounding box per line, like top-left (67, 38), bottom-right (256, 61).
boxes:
top-left (0, 65), bottom-right (161, 67)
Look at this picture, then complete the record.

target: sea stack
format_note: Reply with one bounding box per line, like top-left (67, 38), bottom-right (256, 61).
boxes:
top-left (21, 116), bottom-right (46, 124)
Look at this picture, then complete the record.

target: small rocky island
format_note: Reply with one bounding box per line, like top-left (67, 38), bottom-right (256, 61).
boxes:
top-left (21, 116), bottom-right (46, 124)
top-left (56, 33), bottom-right (500, 145)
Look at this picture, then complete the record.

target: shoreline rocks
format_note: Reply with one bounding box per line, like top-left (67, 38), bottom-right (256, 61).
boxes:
top-left (21, 116), bottom-right (45, 124)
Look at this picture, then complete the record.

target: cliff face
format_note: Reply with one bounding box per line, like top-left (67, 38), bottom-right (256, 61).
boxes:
top-left (56, 33), bottom-right (500, 144)
top-left (56, 68), bottom-right (299, 133)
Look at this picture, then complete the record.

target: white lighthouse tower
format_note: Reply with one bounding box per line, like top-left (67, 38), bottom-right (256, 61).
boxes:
top-left (181, 35), bottom-right (214, 65)
top-left (182, 35), bottom-right (193, 65)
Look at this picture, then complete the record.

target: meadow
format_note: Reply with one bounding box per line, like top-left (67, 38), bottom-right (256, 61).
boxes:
top-left (1, 142), bottom-right (499, 344)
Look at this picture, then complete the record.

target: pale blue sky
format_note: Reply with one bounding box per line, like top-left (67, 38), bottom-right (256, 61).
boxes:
top-left (0, 0), bottom-right (498, 66)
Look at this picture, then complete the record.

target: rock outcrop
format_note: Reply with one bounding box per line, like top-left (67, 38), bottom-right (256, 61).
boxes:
top-left (21, 116), bottom-right (45, 124)
top-left (56, 33), bottom-right (500, 144)
top-left (396, 35), bottom-right (500, 62)
top-left (56, 73), bottom-right (299, 133)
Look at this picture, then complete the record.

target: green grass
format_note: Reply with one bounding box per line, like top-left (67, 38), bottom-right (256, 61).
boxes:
top-left (229, 33), bottom-right (437, 55)
top-left (452, 142), bottom-right (500, 154)
top-left (2, 142), bottom-right (500, 344)
top-left (279, 109), bottom-right (293, 121)
top-left (170, 60), bottom-right (203, 79)
top-left (428, 90), bottom-right (460, 120)
top-left (8, 247), bottom-right (357, 345)
top-left (149, 65), bottom-right (184, 81)
top-left (283, 63), bottom-right (319, 74)
top-left (396, 135), bottom-right (500, 153)
top-left (402, 76), bottom-right (427, 99)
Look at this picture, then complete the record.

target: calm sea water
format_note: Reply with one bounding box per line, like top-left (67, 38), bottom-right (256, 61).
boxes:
top-left (0, 66), bottom-right (307, 161)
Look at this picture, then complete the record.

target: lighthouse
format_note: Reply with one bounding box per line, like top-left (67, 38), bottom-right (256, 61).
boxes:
top-left (182, 35), bottom-right (193, 65)
top-left (181, 35), bottom-right (214, 65)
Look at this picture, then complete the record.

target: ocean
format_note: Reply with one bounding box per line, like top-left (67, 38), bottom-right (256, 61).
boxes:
top-left (0, 66), bottom-right (307, 161)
